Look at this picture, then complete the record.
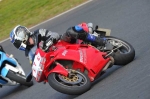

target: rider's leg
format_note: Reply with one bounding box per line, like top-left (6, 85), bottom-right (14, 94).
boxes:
top-left (63, 26), bottom-right (106, 46)
top-left (86, 33), bottom-right (106, 46)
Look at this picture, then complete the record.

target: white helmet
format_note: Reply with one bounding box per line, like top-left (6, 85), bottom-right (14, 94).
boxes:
top-left (10, 25), bottom-right (31, 51)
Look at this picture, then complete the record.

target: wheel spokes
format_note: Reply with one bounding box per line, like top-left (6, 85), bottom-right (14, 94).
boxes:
top-left (55, 69), bottom-right (87, 87)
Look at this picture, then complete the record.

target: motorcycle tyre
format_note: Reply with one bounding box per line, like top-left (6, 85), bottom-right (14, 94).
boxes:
top-left (105, 36), bottom-right (135, 65)
top-left (6, 70), bottom-right (33, 87)
top-left (48, 71), bottom-right (91, 95)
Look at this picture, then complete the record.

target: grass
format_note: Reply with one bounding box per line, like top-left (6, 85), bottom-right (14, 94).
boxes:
top-left (0, 0), bottom-right (86, 41)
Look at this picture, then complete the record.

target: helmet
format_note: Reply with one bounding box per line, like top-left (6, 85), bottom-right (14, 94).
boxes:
top-left (10, 25), bottom-right (31, 51)
top-left (78, 22), bottom-right (89, 33)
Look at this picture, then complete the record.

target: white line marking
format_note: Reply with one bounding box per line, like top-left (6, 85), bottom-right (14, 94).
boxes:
top-left (0, 0), bottom-right (93, 44)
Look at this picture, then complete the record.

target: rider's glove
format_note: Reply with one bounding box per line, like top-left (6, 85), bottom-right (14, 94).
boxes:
top-left (42, 38), bottom-right (55, 52)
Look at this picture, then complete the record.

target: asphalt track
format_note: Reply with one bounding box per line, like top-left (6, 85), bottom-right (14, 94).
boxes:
top-left (0, 0), bottom-right (150, 99)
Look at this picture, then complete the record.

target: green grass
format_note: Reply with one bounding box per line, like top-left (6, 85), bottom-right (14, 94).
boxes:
top-left (0, 0), bottom-right (86, 40)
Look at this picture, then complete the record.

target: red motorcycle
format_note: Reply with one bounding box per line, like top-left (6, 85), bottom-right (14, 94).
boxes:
top-left (32, 26), bottom-right (135, 95)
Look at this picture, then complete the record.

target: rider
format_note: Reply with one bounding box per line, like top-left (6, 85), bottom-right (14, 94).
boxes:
top-left (9, 22), bottom-right (106, 81)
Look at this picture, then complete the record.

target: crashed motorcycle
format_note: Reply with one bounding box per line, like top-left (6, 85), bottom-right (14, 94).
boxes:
top-left (32, 26), bottom-right (135, 95)
top-left (0, 45), bottom-right (33, 88)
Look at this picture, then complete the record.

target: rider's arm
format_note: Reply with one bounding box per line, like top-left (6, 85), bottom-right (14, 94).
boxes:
top-left (34, 29), bottom-right (60, 42)
top-left (34, 29), bottom-right (60, 51)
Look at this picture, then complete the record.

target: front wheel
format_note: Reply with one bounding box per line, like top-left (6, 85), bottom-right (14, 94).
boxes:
top-left (105, 36), bottom-right (135, 65)
top-left (48, 69), bottom-right (91, 95)
top-left (6, 70), bottom-right (33, 87)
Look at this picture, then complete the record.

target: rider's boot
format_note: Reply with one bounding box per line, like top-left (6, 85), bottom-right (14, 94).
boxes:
top-left (26, 71), bottom-right (32, 82)
top-left (86, 34), bottom-right (106, 46)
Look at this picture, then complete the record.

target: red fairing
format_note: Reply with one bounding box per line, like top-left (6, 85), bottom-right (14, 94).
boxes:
top-left (32, 40), bottom-right (110, 82)
top-left (52, 41), bottom-right (110, 81)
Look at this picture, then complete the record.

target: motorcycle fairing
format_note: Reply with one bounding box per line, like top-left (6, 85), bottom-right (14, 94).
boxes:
top-left (0, 52), bottom-right (17, 67)
top-left (1, 67), bottom-right (8, 77)
top-left (33, 41), bottom-right (110, 82)
top-left (0, 52), bottom-right (17, 77)
top-left (46, 62), bottom-right (68, 78)
top-left (32, 50), bottom-right (69, 82)
top-left (53, 44), bottom-right (110, 81)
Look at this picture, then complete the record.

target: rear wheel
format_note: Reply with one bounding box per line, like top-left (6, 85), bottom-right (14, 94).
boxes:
top-left (105, 36), bottom-right (135, 65)
top-left (6, 70), bottom-right (33, 87)
top-left (48, 69), bottom-right (91, 95)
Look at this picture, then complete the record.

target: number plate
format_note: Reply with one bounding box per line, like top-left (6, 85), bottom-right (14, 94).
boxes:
top-left (32, 53), bottom-right (42, 79)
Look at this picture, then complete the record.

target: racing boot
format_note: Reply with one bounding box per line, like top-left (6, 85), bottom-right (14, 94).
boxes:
top-left (26, 71), bottom-right (32, 82)
top-left (86, 33), bottom-right (106, 46)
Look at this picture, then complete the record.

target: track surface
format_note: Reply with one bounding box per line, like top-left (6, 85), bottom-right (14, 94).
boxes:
top-left (1, 0), bottom-right (150, 99)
